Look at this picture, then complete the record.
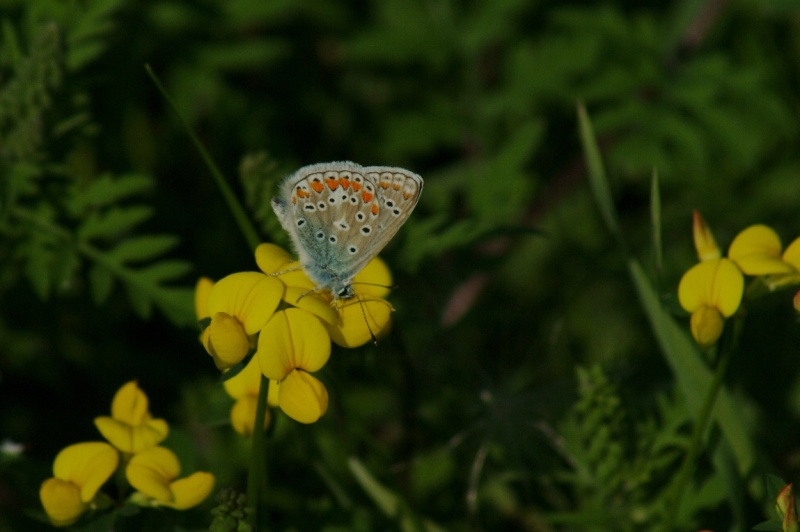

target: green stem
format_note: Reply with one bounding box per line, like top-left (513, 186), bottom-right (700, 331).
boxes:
top-left (144, 64), bottom-right (261, 252)
top-left (247, 375), bottom-right (270, 527)
top-left (662, 341), bottom-right (732, 530)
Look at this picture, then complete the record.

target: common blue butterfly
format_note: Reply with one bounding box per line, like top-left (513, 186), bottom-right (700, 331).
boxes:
top-left (271, 161), bottom-right (423, 301)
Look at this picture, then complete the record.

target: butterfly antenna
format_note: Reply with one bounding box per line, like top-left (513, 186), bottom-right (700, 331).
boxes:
top-left (355, 293), bottom-right (378, 346)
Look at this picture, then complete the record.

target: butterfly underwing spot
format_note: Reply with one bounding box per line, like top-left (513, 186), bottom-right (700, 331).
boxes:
top-left (348, 246), bottom-right (358, 254)
top-left (356, 212), bottom-right (365, 221)
top-left (315, 231), bottom-right (324, 240)
top-left (309, 174), bottom-right (325, 193)
top-left (371, 203), bottom-right (379, 216)
top-left (352, 173), bottom-right (364, 192)
top-left (337, 220), bottom-right (350, 230)
top-left (317, 202), bottom-right (327, 210)
top-left (328, 235), bottom-right (337, 243)
top-left (304, 203), bottom-right (316, 211)
top-left (296, 219), bottom-right (306, 227)
top-left (350, 196), bottom-right (358, 205)
top-left (360, 225), bottom-right (371, 234)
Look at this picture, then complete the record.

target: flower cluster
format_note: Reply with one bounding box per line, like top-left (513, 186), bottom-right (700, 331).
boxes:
top-left (40, 381), bottom-right (214, 527)
top-left (196, 243), bottom-right (393, 427)
top-left (678, 211), bottom-right (800, 348)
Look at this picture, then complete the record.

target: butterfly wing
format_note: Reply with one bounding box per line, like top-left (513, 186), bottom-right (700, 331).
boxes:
top-left (271, 162), bottom-right (423, 290)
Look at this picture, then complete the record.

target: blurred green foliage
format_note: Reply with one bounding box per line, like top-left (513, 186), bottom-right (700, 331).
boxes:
top-left (3, 0), bottom-right (800, 530)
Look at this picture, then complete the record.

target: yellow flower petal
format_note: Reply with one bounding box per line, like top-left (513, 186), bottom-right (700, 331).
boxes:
top-left (126, 447), bottom-right (180, 504)
top-left (206, 312), bottom-right (251, 369)
top-left (283, 286), bottom-right (338, 325)
top-left (692, 210), bottom-right (720, 261)
top-left (166, 472), bottom-right (215, 510)
top-left (40, 478), bottom-right (85, 527)
top-left (207, 272), bottom-right (283, 334)
top-left (110, 381), bottom-right (149, 426)
top-left (690, 305), bottom-right (724, 348)
top-left (257, 309), bottom-right (331, 380)
top-left (194, 277), bottom-right (215, 321)
top-left (230, 395), bottom-right (270, 436)
top-left (678, 258), bottom-right (743, 317)
top-left (255, 243), bottom-right (317, 289)
top-left (268, 379), bottom-right (280, 407)
top-left (327, 298), bottom-right (393, 348)
top-left (254, 243), bottom-right (295, 274)
top-left (94, 417), bottom-right (169, 454)
top-left (783, 237), bottom-right (800, 271)
top-left (279, 369), bottom-right (329, 424)
top-left (352, 257), bottom-right (393, 299)
top-left (52, 442), bottom-right (118, 503)
top-left (728, 224), bottom-right (794, 275)
top-left (223, 355), bottom-right (262, 398)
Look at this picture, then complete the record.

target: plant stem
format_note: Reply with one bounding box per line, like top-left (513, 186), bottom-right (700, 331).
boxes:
top-left (662, 342), bottom-right (732, 530)
top-left (247, 375), bottom-right (270, 528)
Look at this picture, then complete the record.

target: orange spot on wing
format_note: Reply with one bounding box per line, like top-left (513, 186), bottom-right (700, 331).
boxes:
top-left (339, 178), bottom-right (351, 189)
top-left (326, 178), bottom-right (339, 190)
top-left (296, 189), bottom-right (310, 199)
top-left (292, 195), bottom-right (297, 204)
top-left (352, 182), bottom-right (363, 192)
top-left (403, 192), bottom-right (411, 200)
top-left (311, 181), bottom-right (324, 193)
top-left (379, 181), bottom-right (391, 189)
top-left (393, 183), bottom-right (401, 190)
top-left (371, 203), bottom-right (379, 215)
top-left (361, 191), bottom-right (374, 203)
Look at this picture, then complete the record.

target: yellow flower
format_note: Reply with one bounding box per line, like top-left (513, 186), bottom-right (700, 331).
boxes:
top-left (328, 257), bottom-right (394, 347)
top-left (194, 277), bottom-right (215, 346)
top-left (222, 355), bottom-right (279, 436)
top-left (126, 446), bottom-right (215, 510)
top-left (202, 271), bottom-right (283, 369)
top-left (255, 243), bottom-right (393, 348)
top-left (258, 308), bottom-right (331, 423)
top-left (692, 210), bottom-right (721, 261)
top-left (678, 258), bottom-right (743, 348)
top-left (94, 381), bottom-right (168, 454)
top-left (727, 226), bottom-right (800, 290)
top-left (728, 225), bottom-right (795, 275)
top-left (40, 442), bottom-right (118, 527)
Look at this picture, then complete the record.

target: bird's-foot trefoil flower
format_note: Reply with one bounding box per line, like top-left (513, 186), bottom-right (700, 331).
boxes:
top-left (39, 442), bottom-right (118, 527)
top-left (94, 381), bottom-right (168, 454)
top-left (200, 272), bottom-right (283, 369)
top-left (257, 308), bottom-right (331, 424)
top-left (126, 446), bottom-right (215, 510)
top-left (678, 258), bottom-right (744, 348)
top-left (679, 213), bottom-right (744, 348)
top-left (223, 355), bottom-right (279, 436)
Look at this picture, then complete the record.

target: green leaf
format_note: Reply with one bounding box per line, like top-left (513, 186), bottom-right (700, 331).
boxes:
top-left (650, 168), bottom-right (663, 274)
top-left (577, 102), bottom-right (620, 238)
top-left (77, 206), bottom-right (153, 241)
top-left (107, 235), bottom-right (180, 264)
top-left (137, 260), bottom-right (193, 283)
top-left (88, 263), bottom-right (114, 305)
top-left (67, 174), bottom-right (152, 214)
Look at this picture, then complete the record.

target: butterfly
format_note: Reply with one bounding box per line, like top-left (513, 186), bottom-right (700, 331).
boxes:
top-left (271, 161), bottom-right (423, 301)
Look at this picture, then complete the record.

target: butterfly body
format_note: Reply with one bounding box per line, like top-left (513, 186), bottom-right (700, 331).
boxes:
top-left (271, 161), bottom-right (423, 300)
